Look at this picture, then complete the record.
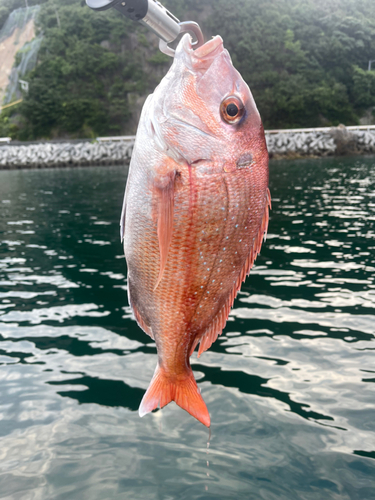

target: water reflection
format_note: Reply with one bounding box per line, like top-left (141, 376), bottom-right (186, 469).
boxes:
top-left (49, 376), bottom-right (144, 410)
top-left (0, 159), bottom-right (375, 499)
top-left (194, 363), bottom-right (335, 424)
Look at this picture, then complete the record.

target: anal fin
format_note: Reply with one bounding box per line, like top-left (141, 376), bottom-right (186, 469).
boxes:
top-left (132, 301), bottom-right (153, 339)
top-left (128, 276), bottom-right (154, 339)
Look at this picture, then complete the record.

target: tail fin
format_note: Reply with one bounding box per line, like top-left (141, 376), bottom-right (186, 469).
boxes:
top-left (139, 364), bottom-right (211, 427)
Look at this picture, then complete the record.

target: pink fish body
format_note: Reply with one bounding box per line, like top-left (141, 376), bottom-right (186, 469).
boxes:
top-left (121, 34), bottom-right (270, 427)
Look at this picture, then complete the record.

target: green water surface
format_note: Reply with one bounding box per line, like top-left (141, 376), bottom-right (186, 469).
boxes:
top-left (0, 157), bottom-right (374, 500)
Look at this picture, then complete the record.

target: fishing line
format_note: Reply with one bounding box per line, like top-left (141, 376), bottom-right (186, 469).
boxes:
top-left (205, 426), bottom-right (211, 491)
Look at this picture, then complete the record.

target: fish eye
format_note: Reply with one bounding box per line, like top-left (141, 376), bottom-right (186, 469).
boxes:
top-left (220, 96), bottom-right (244, 124)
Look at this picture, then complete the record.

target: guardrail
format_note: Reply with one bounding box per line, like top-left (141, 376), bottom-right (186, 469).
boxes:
top-left (266, 125), bottom-right (375, 134)
top-left (96, 135), bottom-right (136, 142)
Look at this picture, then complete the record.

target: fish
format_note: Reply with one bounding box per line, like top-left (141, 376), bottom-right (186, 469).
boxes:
top-left (120, 33), bottom-right (270, 427)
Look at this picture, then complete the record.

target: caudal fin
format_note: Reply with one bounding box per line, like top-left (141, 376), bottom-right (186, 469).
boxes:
top-left (139, 364), bottom-right (211, 427)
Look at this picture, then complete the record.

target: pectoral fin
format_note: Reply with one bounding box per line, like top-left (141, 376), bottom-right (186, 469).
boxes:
top-left (153, 171), bottom-right (177, 290)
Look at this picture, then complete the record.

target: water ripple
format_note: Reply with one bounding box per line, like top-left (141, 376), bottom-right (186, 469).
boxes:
top-left (0, 160), bottom-right (374, 499)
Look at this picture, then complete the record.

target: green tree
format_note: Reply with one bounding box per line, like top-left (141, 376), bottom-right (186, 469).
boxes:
top-left (15, 1), bottom-right (151, 139)
top-left (3, 0), bottom-right (375, 137)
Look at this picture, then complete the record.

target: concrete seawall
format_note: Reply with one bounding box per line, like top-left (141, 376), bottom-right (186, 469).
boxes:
top-left (266, 125), bottom-right (375, 158)
top-left (0, 139), bottom-right (134, 169)
top-left (1, 125), bottom-right (375, 169)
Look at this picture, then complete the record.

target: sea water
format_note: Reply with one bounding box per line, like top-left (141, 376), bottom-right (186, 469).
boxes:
top-left (0, 157), bottom-right (374, 500)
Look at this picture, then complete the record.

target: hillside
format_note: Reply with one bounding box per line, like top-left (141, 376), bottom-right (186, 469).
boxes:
top-left (0, 18), bottom-right (35, 105)
top-left (1, 0), bottom-right (375, 140)
top-left (0, 6), bottom-right (40, 106)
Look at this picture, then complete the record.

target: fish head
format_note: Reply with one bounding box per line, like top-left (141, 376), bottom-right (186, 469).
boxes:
top-left (149, 33), bottom-right (268, 173)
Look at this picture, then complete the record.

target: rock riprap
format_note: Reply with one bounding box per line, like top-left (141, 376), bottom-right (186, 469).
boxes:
top-left (0, 139), bottom-right (134, 169)
top-left (1, 126), bottom-right (375, 169)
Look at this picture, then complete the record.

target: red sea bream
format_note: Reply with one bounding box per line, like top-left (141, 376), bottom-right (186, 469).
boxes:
top-left (120, 34), bottom-right (270, 427)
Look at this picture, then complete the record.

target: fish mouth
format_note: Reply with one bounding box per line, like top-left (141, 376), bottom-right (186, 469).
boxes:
top-left (178, 34), bottom-right (224, 69)
top-left (194, 36), bottom-right (224, 58)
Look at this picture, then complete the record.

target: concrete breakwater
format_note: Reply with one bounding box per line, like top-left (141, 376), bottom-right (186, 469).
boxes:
top-left (266, 125), bottom-right (375, 157)
top-left (0, 139), bottom-right (134, 169)
top-left (1, 125), bottom-right (375, 169)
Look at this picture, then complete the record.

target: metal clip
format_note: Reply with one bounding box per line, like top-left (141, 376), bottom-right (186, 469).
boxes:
top-left (86, 0), bottom-right (204, 57)
top-left (159, 21), bottom-right (204, 57)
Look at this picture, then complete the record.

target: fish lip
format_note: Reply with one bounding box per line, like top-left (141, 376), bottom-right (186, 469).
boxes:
top-left (193, 36), bottom-right (224, 58)
top-left (179, 34), bottom-right (224, 66)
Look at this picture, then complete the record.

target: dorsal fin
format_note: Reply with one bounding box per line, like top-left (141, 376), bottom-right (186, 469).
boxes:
top-left (120, 195), bottom-right (126, 242)
top-left (194, 188), bottom-right (271, 357)
top-left (153, 171), bottom-right (177, 290)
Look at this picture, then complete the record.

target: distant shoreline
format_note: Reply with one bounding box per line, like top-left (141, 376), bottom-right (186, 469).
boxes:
top-left (1, 125), bottom-right (375, 170)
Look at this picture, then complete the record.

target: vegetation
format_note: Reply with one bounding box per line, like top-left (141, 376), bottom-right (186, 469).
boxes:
top-left (197, 0), bottom-right (375, 128)
top-left (1, 0), bottom-right (156, 139)
top-left (1, 0), bottom-right (375, 139)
